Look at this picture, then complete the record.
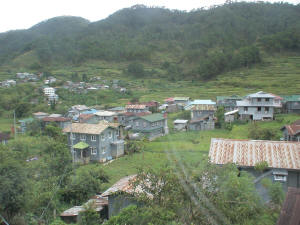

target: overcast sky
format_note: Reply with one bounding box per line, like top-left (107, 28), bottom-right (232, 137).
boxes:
top-left (0, 0), bottom-right (299, 33)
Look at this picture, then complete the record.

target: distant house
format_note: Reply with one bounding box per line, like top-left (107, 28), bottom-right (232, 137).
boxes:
top-left (117, 111), bottom-right (152, 127)
top-left (173, 97), bottom-right (190, 106)
top-left (32, 112), bottom-right (49, 120)
top-left (61, 195), bottom-right (108, 223)
top-left (131, 113), bottom-right (168, 140)
top-left (281, 120), bottom-right (300, 142)
top-left (63, 121), bottom-right (124, 163)
top-left (2, 80), bottom-right (16, 87)
top-left (282, 95), bottom-right (300, 114)
top-left (237, 91), bottom-right (276, 121)
top-left (185, 99), bottom-right (216, 110)
top-left (164, 97), bottom-right (174, 105)
top-left (95, 111), bottom-right (118, 123)
top-left (108, 106), bottom-right (125, 113)
top-left (276, 187), bottom-right (300, 225)
top-left (43, 87), bottom-right (55, 96)
top-left (0, 132), bottom-right (10, 145)
top-left (173, 119), bottom-right (188, 131)
top-left (188, 104), bottom-right (216, 131)
top-left (67, 105), bottom-right (90, 119)
top-left (42, 116), bottom-right (71, 129)
top-left (216, 95), bottom-right (242, 112)
top-left (78, 114), bottom-right (97, 124)
top-left (270, 93), bottom-right (283, 112)
top-left (101, 175), bottom-right (151, 218)
top-left (209, 138), bottom-right (300, 201)
top-left (127, 101), bottom-right (159, 113)
top-left (125, 104), bottom-right (149, 113)
top-left (19, 118), bottom-right (34, 133)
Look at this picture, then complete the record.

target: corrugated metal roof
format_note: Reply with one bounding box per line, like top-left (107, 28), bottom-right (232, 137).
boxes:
top-left (101, 175), bottom-right (137, 197)
top-left (224, 109), bottom-right (239, 116)
top-left (174, 119), bottom-right (188, 124)
top-left (140, 113), bottom-right (164, 122)
top-left (174, 97), bottom-right (190, 101)
top-left (95, 110), bottom-right (117, 116)
top-left (282, 120), bottom-right (300, 136)
top-left (277, 187), bottom-right (300, 225)
top-left (125, 104), bottom-right (147, 109)
top-left (60, 195), bottom-right (108, 217)
top-left (247, 91), bottom-right (275, 98)
top-left (282, 95), bottom-right (300, 102)
top-left (63, 121), bottom-right (118, 134)
top-left (43, 117), bottom-right (71, 122)
top-left (190, 104), bottom-right (216, 111)
top-left (209, 138), bottom-right (300, 170)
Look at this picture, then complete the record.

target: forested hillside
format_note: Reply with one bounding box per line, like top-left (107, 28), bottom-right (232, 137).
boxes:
top-left (0, 2), bottom-right (300, 80)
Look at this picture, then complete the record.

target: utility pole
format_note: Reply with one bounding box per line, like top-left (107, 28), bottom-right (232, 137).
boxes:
top-left (13, 110), bottom-right (17, 139)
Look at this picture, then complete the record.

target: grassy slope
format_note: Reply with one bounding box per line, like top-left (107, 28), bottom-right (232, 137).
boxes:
top-left (101, 113), bottom-right (300, 189)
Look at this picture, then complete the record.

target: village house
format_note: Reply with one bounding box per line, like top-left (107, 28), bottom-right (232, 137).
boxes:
top-left (173, 97), bottom-right (190, 106)
top-left (60, 195), bottom-right (108, 223)
top-left (117, 111), bottom-right (152, 127)
top-left (108, 106), bottom-right (125, 113)
top-left (236, 91), bottom-right (276, 121)
top-left (63, 121), bottom-right (124, 163)
top-left (78, 114), bottom-right (98, 124)
top-left (282, 95), bottom-right (300, 114)
top-left (94, 110), bottom-right (118, 123)
top-left (188, 104), bottom-right (216, 131)
top-left (185, 99), bottom-right (216, 110)
top-left (32, 112), bottom-right (49, 120)
top-left (281, 119), bottom-right (300, 142)
top-left (270, 93), bottom-right (283, 112)
top-left (42, 116), bottom-right (71, 129)
top-left (224, 109), bottom-right (239, 123)
top-left (173, 119), bottom-right (188, 131)
top-left (101, 175), bottom-right (151, 218)
top-left (1, 80), bottom-right (16, 87)
top-left (0, 132), bottom-right (10, 145)
top-left (216, 95), bottom-right (242, 112)
top-left (131, 113), bottom-right (168, 140)
top-left (125, 104), bottom-right (150, 113)
top-left (209, 138), bottom-right (300, 201)
top-left (67, 105), bottom-right (90, 120)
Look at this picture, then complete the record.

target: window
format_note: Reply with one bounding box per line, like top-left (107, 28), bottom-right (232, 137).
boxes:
top-left (152, 123), bottom-right (154, 127)
top-left (102, 146), bottom-right (106, 154)
top-left (274, 175), bottom-right (287, 182)
top-left (90, 147), bottom-right (97, 155)
top-left (71, 133), bottom-right (76, 139)
top-left (101, 134), bottom-right (105, 140)
top-left (265, 107), bottom-right (269, 113)
top-left (257, 98), bottom-right (261, 102)
top-left (80, 134), bottom-right (86, 140)
top-left (91, 135), bottom-right (96, 141)
top-left (257, 107), bottom-right (261, 112)
top-left (135, 121), bottom-right (139, 127)
top-left (265, 98), bottom-right (269, 102)
top-left (244, 107), bottom-right (248, 112)
top-left (108, 131), bottom-right (112, 138)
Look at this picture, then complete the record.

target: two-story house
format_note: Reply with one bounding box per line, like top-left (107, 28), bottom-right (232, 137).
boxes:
top-left (237, 91), bottom-right (276, 121)
top-left (188, 104), bottom-right (216, 131)
top-left (131, 113), bottom-right (168, 140)
top-left (95, 111), bottom-right (118, 123)
top-left (63, 121), bottom-right (124, 163)
top-left (216, 95), bottom-right (242, 112)
top-left (209, 138), bottom-right (300, 202)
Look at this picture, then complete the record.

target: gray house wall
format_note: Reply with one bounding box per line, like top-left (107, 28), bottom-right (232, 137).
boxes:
top-left (285, 102), bottom-right (300, 113)
top-left (191, 110), bottom-right (215, 119)
top-left (108, 194), bottom-right (139, 218)
top-left (67, 127), bottom-right (124, 163)
top-left (241, 167), bottom-right (300, 202)
top-left (131, 117), bottom-right (165, 139)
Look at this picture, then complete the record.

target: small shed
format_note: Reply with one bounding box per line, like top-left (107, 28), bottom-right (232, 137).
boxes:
top-left (224, 109), bottom-right (239, 123)
top-left (173, 119), bottom-right (188, 131)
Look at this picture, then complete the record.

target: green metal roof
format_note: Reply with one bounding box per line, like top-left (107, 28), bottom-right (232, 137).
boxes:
top-left (140, 113), bottom-right (164, 122)
top-left (19, 118), bottom-right (34, 123)
top-left (282, 95), bottom-right (300, 102)
top-left (73, 142), bottom-right (89, 150)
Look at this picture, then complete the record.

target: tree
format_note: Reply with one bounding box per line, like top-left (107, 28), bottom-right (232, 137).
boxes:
top-left (78, 202), bottom-right (102, 225)
top-left (127, 62), bottom-right (145, 77)
top-left (15, 102), bottom-right (30, 118)
top-left (82, 74), bottom-right (88, 82)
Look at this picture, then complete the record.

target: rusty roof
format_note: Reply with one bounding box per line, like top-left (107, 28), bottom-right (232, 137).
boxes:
top-left (190, 104), bottom-right (216, 111)
top-left (79, 114), bottom-right (95, 122)
top-left (282, 120), bottom-right (300, 136)
top-left (63, 121), bottom-right (117, 135)
top-left (101, 175), bottom-right (137, 197)
top-left (209, 138), bottom-right (300, 170)
top-left (60, 195), bottom-right (108, 217)
top-left (277, 187), bottom-right (300, 225)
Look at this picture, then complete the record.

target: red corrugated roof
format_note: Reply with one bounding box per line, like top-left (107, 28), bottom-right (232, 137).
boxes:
top-left (209, 138), bottom-right (300, 170)
top-left (283, 120), bottom-right (300, 136)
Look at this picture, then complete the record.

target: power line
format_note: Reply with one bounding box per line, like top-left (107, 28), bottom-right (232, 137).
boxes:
top-left (0, 213), bottom-right (10, 225)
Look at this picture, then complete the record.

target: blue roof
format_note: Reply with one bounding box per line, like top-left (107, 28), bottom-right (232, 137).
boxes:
top-left (82, 109), bottom-right (98, 115)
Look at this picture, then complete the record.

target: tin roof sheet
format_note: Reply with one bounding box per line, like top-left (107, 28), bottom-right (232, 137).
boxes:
top-left (209, 138), bottom-right (300, 170)
top-left (276, 187), bottom-right (300, 225)
top-left (125, 104), bottom-right (147, 109)
top-left (63, 121), bottom-right (118, 134)
top-left (282, 120), bottom-right (300, 136)
top-left (190, 104), bottom-right (216, 111)
top-left (101, 175), bottom-right (137, 197)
